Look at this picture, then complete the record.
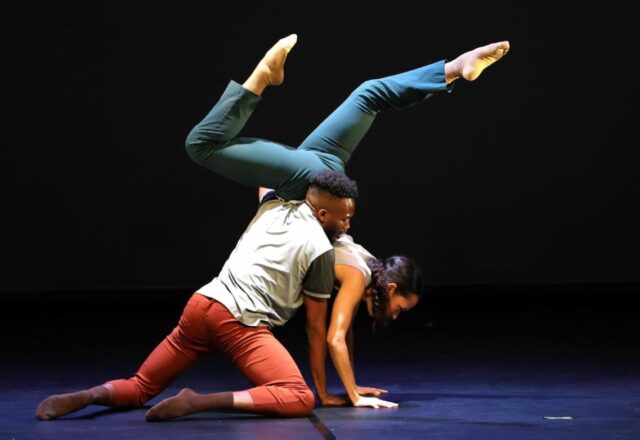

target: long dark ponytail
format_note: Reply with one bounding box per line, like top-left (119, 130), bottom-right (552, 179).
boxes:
top-left (366, 255), bottom-right (424, 331)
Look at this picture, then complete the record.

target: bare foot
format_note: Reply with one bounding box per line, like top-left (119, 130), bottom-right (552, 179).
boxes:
top-left (445, 41), bottom-right (510, 83)
top-left (243, 34), bottom-right (298, 95)
top-left (146, 388), bottom-right (198, 421)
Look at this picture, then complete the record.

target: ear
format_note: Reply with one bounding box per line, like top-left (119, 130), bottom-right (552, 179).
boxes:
top-left (317, 208), bottom-right (329, 224)
top-left (387, 282), bottom-right (398, 296)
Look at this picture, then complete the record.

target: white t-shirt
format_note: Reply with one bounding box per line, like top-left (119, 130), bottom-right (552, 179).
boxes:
top-left (333, 233), bottom-right (375, 286)
top-left (197, 197), bottom-right (334, 328)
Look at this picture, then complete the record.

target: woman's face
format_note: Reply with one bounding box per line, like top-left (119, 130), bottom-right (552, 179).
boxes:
top-left (386, 287), bottom-right (420, 320)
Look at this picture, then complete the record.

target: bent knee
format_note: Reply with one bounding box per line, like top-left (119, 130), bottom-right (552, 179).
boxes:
top-left (107, 379), bottom-right (153, 408)
top-left (184, 133), bottom-right (228, 164)
top-left (286, 388), bottom-right (315, 417)
top-left (356, 78), bottom-right (387, 95)
top-left (184, 139), bottom-right (209, 164)
top-left (299, 388), bottom-right (315, 416)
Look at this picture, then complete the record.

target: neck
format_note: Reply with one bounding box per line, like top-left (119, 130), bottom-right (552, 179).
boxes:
top-left (304, 198), bottom-right (320, 221)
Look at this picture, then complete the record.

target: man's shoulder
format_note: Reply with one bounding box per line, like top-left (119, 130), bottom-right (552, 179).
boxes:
top-left (255, 199), bottom-right (330, 248)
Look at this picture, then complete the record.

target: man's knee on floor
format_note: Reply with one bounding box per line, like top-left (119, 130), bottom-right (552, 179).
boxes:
top-left (283, 387), bottom-right (315, 417)
top-left (268, 386), bottom-right (315, 417)
top-left (298, 388), bottom-right (315, 416)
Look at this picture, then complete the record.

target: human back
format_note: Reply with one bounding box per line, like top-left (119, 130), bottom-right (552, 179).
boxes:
top-left (198, 197), bottom-right (333, 327)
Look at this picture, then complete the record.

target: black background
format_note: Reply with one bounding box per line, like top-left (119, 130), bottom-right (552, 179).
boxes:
top-left (2, 3), bottom-right (638, 292)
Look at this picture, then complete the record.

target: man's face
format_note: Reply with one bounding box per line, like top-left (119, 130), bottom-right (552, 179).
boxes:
top-left (319, 197), bottom-right (355, 242)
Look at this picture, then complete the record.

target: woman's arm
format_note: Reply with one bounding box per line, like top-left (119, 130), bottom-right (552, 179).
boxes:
top-left (327, 265), bottom-right (366, 403)
top-left (344, 305), bottom-right (384, 397)
top-left (346, 318), bottom-right (355, 372)
top-left (328, 265), bottom-right (398, 408)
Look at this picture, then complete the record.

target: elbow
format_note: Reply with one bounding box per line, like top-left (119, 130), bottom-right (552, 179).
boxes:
top-left (327, 335), bottom-right (344, 350)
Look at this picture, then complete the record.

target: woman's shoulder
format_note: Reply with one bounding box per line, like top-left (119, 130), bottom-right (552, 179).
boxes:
top-left (335, 233), bottom-right (359, 248)
top-left (335, 234), bottom-right (374, 258)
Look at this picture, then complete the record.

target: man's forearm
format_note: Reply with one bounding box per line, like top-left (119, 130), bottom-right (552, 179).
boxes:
top-left (307, 326), bottom-right (328, 401)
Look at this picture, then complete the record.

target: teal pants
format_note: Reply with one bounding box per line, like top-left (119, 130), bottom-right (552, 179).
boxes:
top-left (186, 59), bottom-right (451, 200)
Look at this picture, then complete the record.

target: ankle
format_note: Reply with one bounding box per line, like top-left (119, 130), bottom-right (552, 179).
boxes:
top-left (444, 58), bottom-right (462, 84)
top-left (243, 68), bottom-right (269, 96)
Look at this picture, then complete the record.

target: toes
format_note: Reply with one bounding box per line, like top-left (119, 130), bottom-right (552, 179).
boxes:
top-left (280, 34), bottom-right (298, 52)
top-left (145, 408), bottom-right (160, 421)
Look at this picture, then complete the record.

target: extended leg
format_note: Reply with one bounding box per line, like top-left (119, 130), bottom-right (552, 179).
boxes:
top-left (35, 294), bottom-right (211, 420)
top-left (184, 38), bottom-right (509, 200)
top-left (184, 35), bottom-right (327, 200)
top-left (296, 40), bottom-right (510, 167)
top-left (296, 60), bottom-right (451, 167)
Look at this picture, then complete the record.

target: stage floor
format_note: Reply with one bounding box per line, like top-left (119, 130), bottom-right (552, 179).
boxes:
top-left (2, 286), bottom-right (639, 439)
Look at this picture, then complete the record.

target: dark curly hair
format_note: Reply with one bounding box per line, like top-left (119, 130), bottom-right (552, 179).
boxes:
top-left (308, 170), bottom-right (358, 199)
top-left (366, 255), bottom-right (424, 331)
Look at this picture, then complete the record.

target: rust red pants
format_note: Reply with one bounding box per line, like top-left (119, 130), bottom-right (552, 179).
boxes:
top-left (106, 293), bottom-right (314, 417)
